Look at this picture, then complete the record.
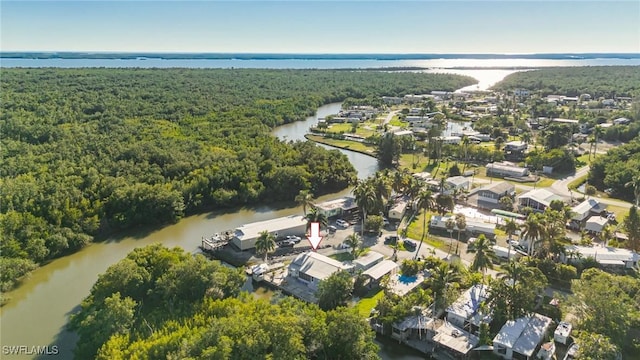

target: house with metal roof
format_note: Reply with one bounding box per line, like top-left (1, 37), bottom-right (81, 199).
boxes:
top-left (354, 251), bottom-right (384, 271)
top-left (288, 251), bottom-right (353, 289)
top-left (231, 215), bottom-right (307, 250)
top-left (486, 161), bottom-right (529, 178)
top-left (313, 197), bottom-right (358, 219)
top-left (517, 188), bottom-right (564, 212)
top-left (445, 284), bottom-right (491, 335)
top-left (493, 313), bottom-right (552, 359)
top-left (571, 199), bottom-right (607, 222)
top-left (562, 245), bottom-right (639, 269)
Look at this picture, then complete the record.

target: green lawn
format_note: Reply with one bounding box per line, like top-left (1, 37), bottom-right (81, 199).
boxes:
top-left (568, 175), bottom-right (587, 190)
top-left (329, 252), bottom-right (354, 262)
top-left (405, 212), bottom-right (447, 250)
top-left (355, 290), bottom-right (384, 317)
top-left (306, 135), bottom-right (376, 154)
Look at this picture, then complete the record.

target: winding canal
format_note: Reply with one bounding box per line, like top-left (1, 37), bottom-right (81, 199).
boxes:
top-left (0, 103), bottom-right (382, 359)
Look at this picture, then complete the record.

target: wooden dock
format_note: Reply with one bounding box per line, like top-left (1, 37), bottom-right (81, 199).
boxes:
top-left (200, 231), bottom-right (232, 252)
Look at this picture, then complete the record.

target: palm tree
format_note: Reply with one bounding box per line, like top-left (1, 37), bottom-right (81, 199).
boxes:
top-left (592, 126), bottom-right (604, 158)
top-left (461, 136), bottom-right (470, 170)
top-left (414, 189), bottom-right (435, 259)
top-left (455, 213), bottom-right (467, 253)
top-left (521, 213), bottom-right (546, 256)
top-left (445, 217), bottom-right (456, 257)
top-left (343, 233), bottom-right (361, 259)
top-left (625, 174), bottom-right (640, 207)
top-left (353, 178), bottom-right (378, 237)
top-left (466, 234), bottom-right (497, 275)
top-left (499, 259), bottom-right (533, 291)
top-left (431, 263), bottom-right (460, 315)
top-left (504, 219), bottom-right (518, 259)
top-left (305, 207), bottom-right (328, 232)
top-left (295, 190), bottom-right (314, 216)
top-left (600, 224), bottom-right (614, 246)
top-left (255, 230), bottom-right (276, 262)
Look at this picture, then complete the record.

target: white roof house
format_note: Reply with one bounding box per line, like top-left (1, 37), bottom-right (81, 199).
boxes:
top-left (571, 199), bottom-right (606, 222)
top-left (446, 285), bottom-right (491, 334)
top-left (363, 260), bottom-right (399, 281)
top-left (288, 251), bottom-right (353, 289)
top-left (584, 216), bottom-right (608, 233)
top-left (486, 161), bottom-right (529, 178)
top-left (232, 215), bottom-right (307, 250)
top-left (430, 215), bottom-right (496, 237)
top-left (313, 197), bottom-right (358, 218)
top-left (493, 313), bottom-right (552, 359)
top-left (562, 245), bottom-right (639, 268)
top-left (353, 251), bottom-right (384, 271)
top-left (388, 198), bottom-right (409, 221)
top-left (432, 320), bottom-right (480, 356)
top-left (476, 182), bottom-right (516, 205)
top-left (445, 176), bottom-right (470, 194)
top-left (517, 189), bottom-right (564, 212)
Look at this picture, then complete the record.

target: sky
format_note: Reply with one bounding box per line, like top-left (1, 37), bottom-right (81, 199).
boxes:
top-left (1, 1), bottom-right (639, 54)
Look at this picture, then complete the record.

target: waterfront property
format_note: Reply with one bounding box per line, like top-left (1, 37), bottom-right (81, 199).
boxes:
top-left (445, 284), bottom-right (491, 335)
top-left (288, 251), bottom-right (353, 289)
top-left (517, 188), bottom-right (564, 212)
top-left (232, 215), bottom-right (307, 250)
top-left (313, 196), bottom-right (358, 219)
top-left (492, 313), bottom-right (553, 360)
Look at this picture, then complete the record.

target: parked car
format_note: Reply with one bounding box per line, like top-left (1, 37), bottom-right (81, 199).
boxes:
top-left (403, 239), bottom-right (416, 248)
top-left (279, 240), bottom-right (296, 247)
top-left (336, 219), bottom-right (350, 227)
top-left (338, 242), bottom-right (351, 250)
top-left (384, 235), bottom-right (398, 245)
top-left (328, 225), bottom-right (337, 233)
top-left (285, 235), bottom-right (302, 243)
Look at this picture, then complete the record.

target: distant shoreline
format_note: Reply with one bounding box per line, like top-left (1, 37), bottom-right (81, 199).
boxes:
top-left (2, 52), bottom-right (639, 60)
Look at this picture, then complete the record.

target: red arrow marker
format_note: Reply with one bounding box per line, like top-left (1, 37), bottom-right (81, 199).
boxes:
top-left (307, 222), bottom-right (323, 250)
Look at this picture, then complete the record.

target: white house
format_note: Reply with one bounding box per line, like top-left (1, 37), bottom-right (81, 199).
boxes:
top-left (571, 199), bottom-right (606, 222)
top-left (562, 245), bottom-right (639, 269)
top-left (517, 189), bottom-right (564, 212)
top-left (353, 251), bottom-right (385, 271)
top-left (430, 215), bottom-right (496, 237)
top-left (363, 260), bottom-right (399, 288)
top-left (313, 197), bottom-right (358, 219)
top-left (288, 251), bottom-right (353, 289)
top-left (486, 162), bottom-right (529, 178)
top-left (232, 215), bottom-right (307, 250)
top-left (388, 198), bottom-right (409, 221)
top-left (584, 216), bottom-right (608, 233)
top-left (445, 284), bottom-right (491, 335)
top-left (445, 176), bottom-right (470, 195)
top-left (493, 313), bottom-right (552, 360)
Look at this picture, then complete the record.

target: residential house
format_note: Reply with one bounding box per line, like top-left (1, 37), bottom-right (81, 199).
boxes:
top-left (389, 197), bottom-right (409, 221)
top-left (476, 181), bottom-right (516, 207)
top-left (382, 96), bottom-right (402, 105)
top-left (503, 141), bottom-right (528, 160)
top-left (289, 251), bottom-right (353, 289)
top-left (584, 216), bottom-right (608, 234)
top-left (432, 320), bottom-right (480, 358)
top-left (313, 197), bottom-right (358, 219)
top-left (353, 251), bottom-right (384, 271)
top-left (486, 161), bottom-right (529, 178)
top-left (445, 284), bottom-right (491, 335)
top-left (363, 260), bottom-right (399, 289)
top-left (571, 199), bottom-right (607, 222)
top-left (391, 309), bottom-right (435, 342)
top-left (517, 188), bottom-right (564, 212)
top-left (562, 245), bottom-right (639, 269)
top-left (493, 313), bottom-right (553, 360)
top-left (445, 176), bottom-right (470, 195)
top-left (430, 215), bottom-right (496, 238)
